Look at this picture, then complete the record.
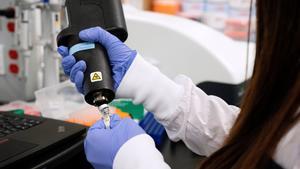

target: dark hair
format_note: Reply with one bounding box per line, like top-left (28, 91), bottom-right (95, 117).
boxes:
top-left (199, 0), bottom-right (300, 168)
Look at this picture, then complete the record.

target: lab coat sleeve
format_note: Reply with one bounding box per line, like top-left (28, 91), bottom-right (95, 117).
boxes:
top-left (117, 54), bottom-right (240, 156)
top-left (113, 134), bottom-right (171, 169)
top-left (273, 122), bottom-right (300, 169)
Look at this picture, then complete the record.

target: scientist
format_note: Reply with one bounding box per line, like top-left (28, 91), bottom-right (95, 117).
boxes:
top-left (57, 0), bottom-right (299, 169)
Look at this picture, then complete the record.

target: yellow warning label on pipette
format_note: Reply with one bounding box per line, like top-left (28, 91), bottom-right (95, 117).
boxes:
top-left (90, 72), bottom-right (103, 82)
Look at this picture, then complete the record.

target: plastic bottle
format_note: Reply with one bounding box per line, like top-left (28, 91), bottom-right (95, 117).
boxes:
top-left (225, 0), bottom-right (256, 41)
top-left (202, 0), bottom-right (229, 31)
top-left (180, 0), bottom-right (205, 20)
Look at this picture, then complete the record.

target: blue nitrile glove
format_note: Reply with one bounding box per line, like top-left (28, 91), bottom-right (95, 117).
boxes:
top-left (84, 114), bottom-right (145, 169)
top-left (57, 27), bottom-right (137, 93)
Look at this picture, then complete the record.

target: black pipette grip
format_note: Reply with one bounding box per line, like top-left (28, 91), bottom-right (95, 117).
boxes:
top-left (58, 32), bottom-right (114, 106)
top-left (57, 0), bottom-right (127, 107)
top-left (78, 45), bottom-right (115, 105)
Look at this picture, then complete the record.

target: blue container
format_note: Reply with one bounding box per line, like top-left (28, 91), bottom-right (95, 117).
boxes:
top-left (139, 112), bottom-right (166, 146)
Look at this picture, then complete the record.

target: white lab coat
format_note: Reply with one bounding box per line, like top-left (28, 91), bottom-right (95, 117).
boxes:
top-left (113, 55), bottom-right (300, 169)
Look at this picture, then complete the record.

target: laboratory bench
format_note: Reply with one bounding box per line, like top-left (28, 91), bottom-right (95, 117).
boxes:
top-left (159, 140), bottom-right (204, 169)
top-left (59, 138), bottom-right (204, 169)
top-left (0, 102), bottom-right (203, 169)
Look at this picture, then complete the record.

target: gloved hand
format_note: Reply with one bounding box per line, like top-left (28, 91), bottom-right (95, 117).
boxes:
top-left (84, 114), bottom-right (145, 169)
top-left (57, 27), bottom-right (137, 93)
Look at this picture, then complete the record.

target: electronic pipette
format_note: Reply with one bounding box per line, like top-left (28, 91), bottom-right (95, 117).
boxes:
top-left (57, 0), bottom-right (128, 128)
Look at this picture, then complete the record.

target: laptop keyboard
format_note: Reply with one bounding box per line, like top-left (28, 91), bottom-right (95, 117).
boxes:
top-left (0, 113), bottom-right (42, 138)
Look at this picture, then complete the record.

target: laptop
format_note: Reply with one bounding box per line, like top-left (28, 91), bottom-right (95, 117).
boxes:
top-left (0, 110), bottom-right (87, 169)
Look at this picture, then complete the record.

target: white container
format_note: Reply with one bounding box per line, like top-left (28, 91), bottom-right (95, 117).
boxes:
top-left (205, 0), bottom-right (228, 13)
top-left (228, 0), bottom-right (252, 18)
top-left (202, 0), bottom-right (229, 30)
top-left (181, 0), bottom-right (205, 12)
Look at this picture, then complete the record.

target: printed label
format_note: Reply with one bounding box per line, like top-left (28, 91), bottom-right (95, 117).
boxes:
top-left (90, 72), bottom-right (103, 82)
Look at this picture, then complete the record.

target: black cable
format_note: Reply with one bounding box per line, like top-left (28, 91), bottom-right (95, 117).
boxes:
top-left (245, 0), bottom-right (254, 82)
